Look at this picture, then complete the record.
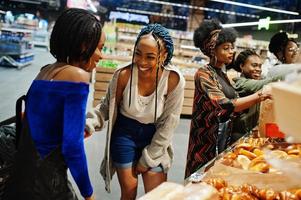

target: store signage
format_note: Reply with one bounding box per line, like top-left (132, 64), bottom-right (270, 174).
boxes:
top-left (109, 11), bottom-right (149, 23)
top-left (258, 17), bottom-right (270, 30)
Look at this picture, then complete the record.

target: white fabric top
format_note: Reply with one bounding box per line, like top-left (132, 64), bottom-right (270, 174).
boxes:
top-left (120, 66), bottom-right (169, 124)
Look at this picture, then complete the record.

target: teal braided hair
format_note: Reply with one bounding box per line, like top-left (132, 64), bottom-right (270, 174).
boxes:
top-left (135, 23), bottom-right (174, 66)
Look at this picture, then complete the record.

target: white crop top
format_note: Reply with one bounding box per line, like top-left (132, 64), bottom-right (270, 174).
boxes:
top-left (120, 66), bottom-right (170, 124)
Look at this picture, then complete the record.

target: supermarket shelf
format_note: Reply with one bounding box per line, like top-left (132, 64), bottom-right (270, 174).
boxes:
top-left (1, 27), bottom-right (34, 34)
top-left (0, 25), bottom-right (35, 68)
top-left (102, 54), bottom-right (201, 68)
top-left (0, 53), bottom-right (34, 69)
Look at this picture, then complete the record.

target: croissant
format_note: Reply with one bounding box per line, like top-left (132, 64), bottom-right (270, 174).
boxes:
top-left (258, 189), bottom-right (280, 200)
top-left (279, 191), bottom-right (298, 200)
top-left (294, 189), bottom-right (301, 199)
top-left (206, 178), bottom-right (227, 190)
top-left (240, 184), bottom-right (260, 197)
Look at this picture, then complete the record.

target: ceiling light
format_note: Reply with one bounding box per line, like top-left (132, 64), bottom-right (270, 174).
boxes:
top-left (222, 19), bottom-right (301, 28)
top-left (210, 0), bottom-right (299, 16)
top-left (138, 0), bottom-right (259, 18)
top-left (87, 0), bottom-right (97, 13)
top-left (116, 7), bottom-right (188, 20)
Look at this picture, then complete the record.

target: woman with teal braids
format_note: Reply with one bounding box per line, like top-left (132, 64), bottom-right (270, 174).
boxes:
top-left (86, 24), bottom-right (185, 199)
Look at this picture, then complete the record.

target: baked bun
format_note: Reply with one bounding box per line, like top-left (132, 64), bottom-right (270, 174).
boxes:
top-left (238, 149), bottom-right (257, 160)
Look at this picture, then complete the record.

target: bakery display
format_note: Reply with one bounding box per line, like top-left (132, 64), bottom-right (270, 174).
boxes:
top-left (220, 140), bottom-right (301, 173)
top-left (205, 178), bottom-right (301, 200)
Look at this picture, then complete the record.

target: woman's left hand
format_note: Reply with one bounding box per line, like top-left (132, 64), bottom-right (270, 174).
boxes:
top-left (135, 163), bottom-right (149, 175)
top-left (84, 130), bottom-right (92, 138)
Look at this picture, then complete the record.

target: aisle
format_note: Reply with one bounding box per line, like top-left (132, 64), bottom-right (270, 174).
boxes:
top-left (0, 48), bottom-right (191, 199)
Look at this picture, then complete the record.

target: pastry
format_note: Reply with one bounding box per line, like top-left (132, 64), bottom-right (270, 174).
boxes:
top-left (249, 162), bottom-right (270, 173)
top-left (205, 178), bottom-right (227, 190)
top-left (295, 189), bottom-right (301, 198)
top-left (279, 191), bottom-right (297, 200)
top-left (259, 189), bottom-right (279, 200)
top-left (248, 156), bottom-right (265, 168)
top-left (236, 155), bottom-right (251, 170)
top-left (224, 152), bottom-right (238, 160)
top-left (270, 150), bottom-right (288, 159)
top-left (238, 149), bottom-right (257, 160)
top-left (287, 149), bottom-right (300, 156)
top-left (253, 148), bottom-right (264, 156)
top-left (236, 143), bottom-right (253, 151)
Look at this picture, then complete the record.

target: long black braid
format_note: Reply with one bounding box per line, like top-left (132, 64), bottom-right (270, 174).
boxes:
top-left (128, 24), bottom-right (174, 122)
top-left (152, 33), bottom-right (161, 122)
top-left (50, 8), bottom-right (102, 65)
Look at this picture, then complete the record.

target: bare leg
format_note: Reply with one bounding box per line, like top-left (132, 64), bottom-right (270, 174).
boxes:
top-left (116, 167), bottom-right (138, 200)
top-left (142, 171), bottom-right (167, 193)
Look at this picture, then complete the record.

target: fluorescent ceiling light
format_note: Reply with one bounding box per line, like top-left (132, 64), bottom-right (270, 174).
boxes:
top-left (138, 0), bottom-right (259, 18)
top-left (116, 7), bottom-right (188, 20)
top-left (10, 0), bottom-right (41, 4)
top-left (222, 19), bottom-right (301, 28)
top-left (87, 0), bottom-right (97, 13)
top-left (210, 0), bottom-right (299, 16)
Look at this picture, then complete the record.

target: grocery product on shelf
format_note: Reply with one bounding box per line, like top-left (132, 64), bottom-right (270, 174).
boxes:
top-left (0, 27), bottom-right (34, 68)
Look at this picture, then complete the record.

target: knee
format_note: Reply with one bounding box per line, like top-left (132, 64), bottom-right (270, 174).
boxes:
top-left (121, 189), bottom-right (137, 200)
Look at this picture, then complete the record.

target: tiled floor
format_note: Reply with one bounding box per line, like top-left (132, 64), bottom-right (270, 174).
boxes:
top-left (0, 48), bottom-right (191, 199)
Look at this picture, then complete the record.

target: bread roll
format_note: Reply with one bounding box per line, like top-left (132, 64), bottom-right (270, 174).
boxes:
top-left (238, 149), bottom-right (257, 160)
top-left (236, 143), bottom-right (253, 151)
top-left (253, 148), bottom-right (264, 156)
top-left (270, 150), bottom-right (288, 159)
top-left (236, 155), bottom-right (251, 170)
top-left (249, 162), bottom-right (270, 173)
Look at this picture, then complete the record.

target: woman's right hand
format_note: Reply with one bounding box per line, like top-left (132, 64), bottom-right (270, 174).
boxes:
top-left (85, 194), bottom-right (95, 200)
top-left (257, 87), bottom-right (272, 102)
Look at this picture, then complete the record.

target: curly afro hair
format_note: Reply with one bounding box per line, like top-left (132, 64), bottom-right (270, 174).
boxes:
top-left (193, 19), bottom-right (237, 57)
top-left (193, 19), bottom-right (221, 50)
top-left (268, 32), bottom-right (288, 56)
top-left (216, 28), bottom-right (238, 47)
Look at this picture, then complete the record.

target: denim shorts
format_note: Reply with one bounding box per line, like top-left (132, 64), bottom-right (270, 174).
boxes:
top-left (110, 113), bottom-right (163, 173)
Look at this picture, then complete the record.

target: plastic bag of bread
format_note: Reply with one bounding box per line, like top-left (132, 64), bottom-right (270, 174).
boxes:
top-left (258, 89), bottom-right (276, 137)
top-left (203, 160), bottom-right (301, 191)
top-left (138, 182), bottom-right (184, 200)
top-left (138, 182), bottom-right (219, 200)
top-left (181, 182), bottom-right (219, 200)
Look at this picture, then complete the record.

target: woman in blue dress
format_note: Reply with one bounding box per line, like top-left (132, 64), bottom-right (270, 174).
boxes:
top-left (5, 8), bottom-right (105, 200)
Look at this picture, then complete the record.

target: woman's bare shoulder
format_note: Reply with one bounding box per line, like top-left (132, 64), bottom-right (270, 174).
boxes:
top-left (55, 65), bottom-right (90, 83)
top-left (167, 70), bottom-right (180, 93)
top-left (117, 66), bottom-right (132, 85)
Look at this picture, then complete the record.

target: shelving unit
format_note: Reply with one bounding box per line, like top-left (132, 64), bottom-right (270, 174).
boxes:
top-left (33, 30), bottom-right (49, 50)
top-left (0, 27), bottom-right (34, 69)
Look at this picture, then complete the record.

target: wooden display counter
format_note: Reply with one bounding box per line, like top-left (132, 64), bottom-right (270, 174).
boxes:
top-left (93, 67), bottom-right (115, 107)
top-left (93, 67), bottom-right (195, 115)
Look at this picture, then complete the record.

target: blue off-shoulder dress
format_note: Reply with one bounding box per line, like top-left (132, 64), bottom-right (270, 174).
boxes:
top-left (25, 80), bottom-right (93, 198)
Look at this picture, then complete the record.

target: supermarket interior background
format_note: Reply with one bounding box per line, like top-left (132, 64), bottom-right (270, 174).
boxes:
top-left (0, 0), bottom-right (301, 199)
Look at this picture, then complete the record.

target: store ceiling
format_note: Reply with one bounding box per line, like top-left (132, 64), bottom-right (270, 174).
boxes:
top-left (100, 0), bottom-right (301, 34)
top-left (206, 0), bottom-right (300, 23)
top-left (101, 0), bottom-right (300, 21)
